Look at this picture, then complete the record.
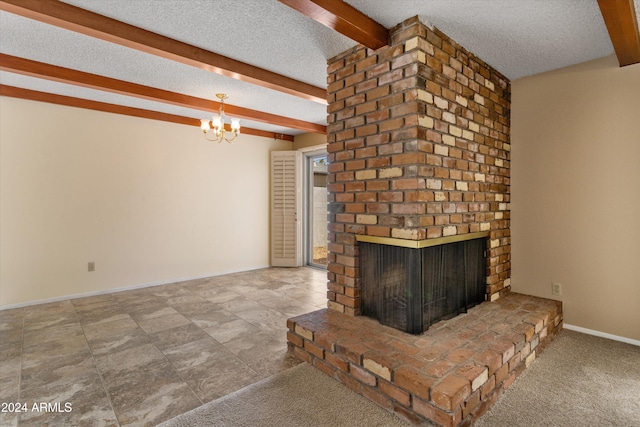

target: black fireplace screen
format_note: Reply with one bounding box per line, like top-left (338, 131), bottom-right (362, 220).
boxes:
top-left (360, 238), bottom-right (486, 334)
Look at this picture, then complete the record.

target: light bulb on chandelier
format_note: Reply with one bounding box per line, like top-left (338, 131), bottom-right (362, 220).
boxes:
top-left (200, 93), bottom-right (240, 143)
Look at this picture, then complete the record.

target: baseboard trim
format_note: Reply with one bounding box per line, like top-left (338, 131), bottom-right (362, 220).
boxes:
top-left (0, 266), bottom-right (270, 311)
top-left (564, 323), bottom-right (640, 347)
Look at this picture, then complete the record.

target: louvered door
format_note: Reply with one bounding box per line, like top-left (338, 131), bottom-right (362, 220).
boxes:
top-left (271, 151), bottom-right (303, 267)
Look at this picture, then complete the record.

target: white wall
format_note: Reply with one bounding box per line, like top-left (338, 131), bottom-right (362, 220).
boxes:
top-left (313, 187), bottom-right (328, 249)
top-left (0, 97), bottom-right (291, 306)
top-left (511, 55), bottom-right (640, 341)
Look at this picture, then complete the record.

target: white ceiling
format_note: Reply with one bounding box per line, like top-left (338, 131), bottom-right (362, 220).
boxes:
top-left (0, 0), bottom-right (635, 136)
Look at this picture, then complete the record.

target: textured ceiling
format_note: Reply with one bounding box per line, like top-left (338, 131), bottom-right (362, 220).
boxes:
top-left (0, 0), bottom-right (635, 136)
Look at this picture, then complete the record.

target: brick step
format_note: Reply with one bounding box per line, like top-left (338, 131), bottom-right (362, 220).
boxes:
top-left (287, 293), bottom-right (562, 426)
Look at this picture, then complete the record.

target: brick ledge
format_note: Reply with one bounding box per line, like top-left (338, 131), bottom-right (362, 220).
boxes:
top-left (287, 293), bottom-right (562, 427)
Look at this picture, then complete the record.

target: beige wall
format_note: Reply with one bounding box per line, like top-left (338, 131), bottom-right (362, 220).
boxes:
top-left (0, 97), bottom-right (291, 307)
top-left (293, 132), bottom-right (326, 150)
top-left (511, 55), bottom-right (640, 341)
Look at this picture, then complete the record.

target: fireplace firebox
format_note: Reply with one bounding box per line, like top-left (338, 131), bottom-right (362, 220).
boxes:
top-left (359, 233), bottom-right (488, 334)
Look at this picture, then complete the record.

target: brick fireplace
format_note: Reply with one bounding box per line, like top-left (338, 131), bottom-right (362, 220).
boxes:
top-left (324, 17), bottom-right (511, 315)
top-left (287, 16), bottom-right (562, 427)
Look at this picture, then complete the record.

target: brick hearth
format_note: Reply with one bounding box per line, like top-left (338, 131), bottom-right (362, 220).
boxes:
top-left (287, 293), bottom-right (562, 426)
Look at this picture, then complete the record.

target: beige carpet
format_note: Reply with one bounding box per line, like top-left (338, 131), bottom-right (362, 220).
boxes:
top-left (476, 329), bottom-right (640, 427)
top-left (158, 330), bottom-right (640, 427)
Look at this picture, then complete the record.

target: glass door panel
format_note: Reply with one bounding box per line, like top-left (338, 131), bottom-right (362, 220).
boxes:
top-left (307, 152), bottom-right (328, 268)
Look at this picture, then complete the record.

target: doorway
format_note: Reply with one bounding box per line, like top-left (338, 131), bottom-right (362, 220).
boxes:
top-left (305, 150), bottom-right (328, 268)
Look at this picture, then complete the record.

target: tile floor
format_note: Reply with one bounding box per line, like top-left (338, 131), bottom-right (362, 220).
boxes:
top-left (0, 267), bottom-right (328, 427)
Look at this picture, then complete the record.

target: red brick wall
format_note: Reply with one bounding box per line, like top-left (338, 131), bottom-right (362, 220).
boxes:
top-left (326, 17), bottom-right (511, 315)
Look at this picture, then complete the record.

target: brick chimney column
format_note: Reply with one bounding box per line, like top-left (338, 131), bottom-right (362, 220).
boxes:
top-left (326, 17), bottom-right (511, 315)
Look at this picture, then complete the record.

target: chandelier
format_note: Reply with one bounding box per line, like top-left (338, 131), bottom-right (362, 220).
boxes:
top-left (200, 93), bottom-right (240, 143)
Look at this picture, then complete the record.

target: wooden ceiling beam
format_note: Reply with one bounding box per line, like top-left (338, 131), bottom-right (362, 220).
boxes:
top-left (0, 85), bottom-right (295, 141)
top-left (278, 0), bottom-right (389, 50)
top-left (0, 0), bottom-right (327, 104)
top-left (598, 0), bottom-right (640, 66)
top-left (0, 54), bottom-right (326, 134)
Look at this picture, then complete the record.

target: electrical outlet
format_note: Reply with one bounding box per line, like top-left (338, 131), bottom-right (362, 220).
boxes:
top-left (88, 262), bottom-right (95, 272)
top-left (552, 282), bottom-right (562, 296)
